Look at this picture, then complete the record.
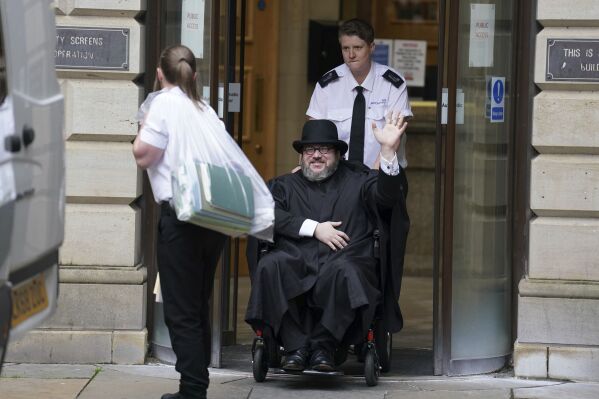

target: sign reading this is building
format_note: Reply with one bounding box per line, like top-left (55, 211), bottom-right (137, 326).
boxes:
top-left (546, 38), bottom-right (599, 82)
top-left (55, 27), bottom-right (130, 70)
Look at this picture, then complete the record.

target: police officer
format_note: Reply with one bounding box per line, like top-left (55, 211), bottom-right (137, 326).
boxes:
top-left (307, 18), bottom-right (413, 169)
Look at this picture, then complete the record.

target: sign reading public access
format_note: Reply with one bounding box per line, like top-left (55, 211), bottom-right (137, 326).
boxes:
top-left (546, 38), bottom-right (599, 82)
top-left (55, 27), bottom-right (130, 70)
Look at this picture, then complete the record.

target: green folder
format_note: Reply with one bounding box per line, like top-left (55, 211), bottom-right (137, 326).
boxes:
top-left (197, 163), bottom-right (255, 220)
top-left (171, 161), bottom-right (255, 236)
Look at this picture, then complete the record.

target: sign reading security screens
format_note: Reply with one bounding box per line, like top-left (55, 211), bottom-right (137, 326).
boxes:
top-left (490, 77), bottom-right (505, 123)
top-left (546, 38), bottom-right (599, 82)
top-left (55, 27), bottom-right (130, 70)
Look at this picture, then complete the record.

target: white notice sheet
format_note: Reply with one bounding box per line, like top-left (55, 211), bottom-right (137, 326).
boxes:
top-left (469, 4), bottom-right (495, 68)
top-left (393, 40), bottom-right (427, 87)
top-left (181, 0), bottom-right (205, 58)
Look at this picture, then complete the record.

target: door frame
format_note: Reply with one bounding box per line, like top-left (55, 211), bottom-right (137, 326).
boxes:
top-left (509, 0), bottom-right (536, 347)
top-left (143, 0), bottom-right (247, 368)
top-left (433, 0), bottom-right (460, 376)
top-left (432, 0), bottom-right (449, 376)
top-left (432, 0), bottom-right (536, 376)
top-left (142, 0), bottom-right (163, 350)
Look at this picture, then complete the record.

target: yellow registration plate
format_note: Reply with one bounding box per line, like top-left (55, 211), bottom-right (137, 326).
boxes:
top-left (11, 274), bottom-right (49, 328)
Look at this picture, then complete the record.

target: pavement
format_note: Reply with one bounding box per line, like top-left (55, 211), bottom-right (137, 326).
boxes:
top-left (1, 346), bottom-right (598, 399)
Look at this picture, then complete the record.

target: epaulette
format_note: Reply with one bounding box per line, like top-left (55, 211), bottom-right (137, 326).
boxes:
top-left (383, 69), bottom-right (404, 88)
top-left (318, 70), bottom-right (340, 88)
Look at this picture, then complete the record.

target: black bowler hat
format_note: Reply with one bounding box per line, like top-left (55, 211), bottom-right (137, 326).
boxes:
top-left (292, 120), bottom-right (348, 155)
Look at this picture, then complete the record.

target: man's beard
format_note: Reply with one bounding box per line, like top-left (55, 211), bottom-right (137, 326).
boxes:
top-left (302, 158), bottom-right (339, 182)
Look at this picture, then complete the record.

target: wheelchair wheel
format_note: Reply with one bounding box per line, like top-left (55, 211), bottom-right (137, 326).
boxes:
top-left (252, 342), bottom-right (268, 382)
top-left (375, 329), bottom-right (392, 373)
top-left (364, 346), bottom-right (379, 387)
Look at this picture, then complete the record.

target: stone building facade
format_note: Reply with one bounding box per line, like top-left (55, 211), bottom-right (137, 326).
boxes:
top-left (513, 0), bottom-right (599, 382)
top-left (5, 0), bottom-right (599, 383)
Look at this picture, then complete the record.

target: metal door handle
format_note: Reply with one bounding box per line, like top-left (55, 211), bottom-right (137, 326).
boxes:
top-left (255, 144), bottom-right (263, 154)
top-left (22, 125), bottom-right (35, 147)
top-left (4, 135), bottom-right (21, 152)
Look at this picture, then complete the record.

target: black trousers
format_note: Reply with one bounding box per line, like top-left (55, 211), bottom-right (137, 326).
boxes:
top-left (278, 295), bottom-right (338, 354)
top-left (157, 203), bottom-right (226, 398)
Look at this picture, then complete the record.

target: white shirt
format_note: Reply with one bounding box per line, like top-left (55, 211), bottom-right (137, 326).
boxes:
top-left (307, 62), bottom-right (413, 168)
top-left (138, 86), bottom-right (219, 203)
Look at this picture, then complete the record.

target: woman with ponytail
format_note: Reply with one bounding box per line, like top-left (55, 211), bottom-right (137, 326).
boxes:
top-left (133, 45), bottom-right (225, 399)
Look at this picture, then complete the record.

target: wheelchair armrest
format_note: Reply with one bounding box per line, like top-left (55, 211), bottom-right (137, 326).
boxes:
top-left (258, 240), bottom-right (275, 258)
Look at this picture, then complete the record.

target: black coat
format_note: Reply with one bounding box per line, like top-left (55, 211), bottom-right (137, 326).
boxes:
top-left (245, 160), bottom-right (409, 343)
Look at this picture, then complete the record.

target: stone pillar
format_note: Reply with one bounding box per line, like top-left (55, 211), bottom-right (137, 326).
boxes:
top-left (6, 0), bottom-right (147, 364)
top-left (514, 0), bottom-right (599, 382)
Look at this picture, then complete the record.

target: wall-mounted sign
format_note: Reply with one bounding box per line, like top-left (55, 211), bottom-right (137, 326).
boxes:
top-left (203, 83), bottom-right (241, 118)
top-left (373, 39), bottom-right (393, 66)
top-left (456, 89), bottom-right (464, 125)
top-left (490, 77), bottom-right (505, 123)
top-left (203, 86), bottom-right (224, 117)
top-left (228, 83), bottom-right (241, 113)
top-left (393, 40), bottom-right (427, 87)
top-left (546, 38), bottom-right (599, 82)
top-left (440, 88), bottom-right (464, 125)
top-left (468, 4), bottom-right (495, 68)
top-left (485, 76), bottom-right (492, 119)
top-left (441, 88), bottom-right (448, 125)
top-left (55, 27), bottom-right (129, 70)
top-left (181, 0), bottom-right (205, 59)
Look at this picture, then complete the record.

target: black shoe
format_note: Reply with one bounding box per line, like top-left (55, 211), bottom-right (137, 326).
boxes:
top-left (161, 393), bottom-right (205, 399)
top-left (282, 347), bottom-right (310, 371)
top-left (310, 349), bottom-right (336, 372)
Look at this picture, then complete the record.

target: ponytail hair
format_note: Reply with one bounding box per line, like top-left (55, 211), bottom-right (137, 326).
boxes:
top-left (157, 45), bottom-right (203, 107)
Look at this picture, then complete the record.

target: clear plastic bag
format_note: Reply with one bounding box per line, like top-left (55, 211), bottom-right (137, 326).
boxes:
top-left (152, 92), bottom-right (274, 241)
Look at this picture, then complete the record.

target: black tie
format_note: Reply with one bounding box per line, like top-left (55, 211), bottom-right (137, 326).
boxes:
top-left (348, 86), bottom-right (365, 162)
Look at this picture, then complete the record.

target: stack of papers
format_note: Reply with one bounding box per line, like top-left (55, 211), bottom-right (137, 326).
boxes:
top-left (172, 161), bottom-right (255, 236)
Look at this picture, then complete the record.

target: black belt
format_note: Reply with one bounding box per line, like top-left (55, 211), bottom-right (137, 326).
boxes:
top-left (160, 200), bottom-right (175, 215)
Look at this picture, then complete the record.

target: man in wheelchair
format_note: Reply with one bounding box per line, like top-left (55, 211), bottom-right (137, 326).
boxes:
top-left (246, 116), bottom-right (409, 374)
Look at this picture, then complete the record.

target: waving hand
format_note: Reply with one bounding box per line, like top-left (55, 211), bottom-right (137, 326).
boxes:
top-left (372, 110), bottom-right (408, 160)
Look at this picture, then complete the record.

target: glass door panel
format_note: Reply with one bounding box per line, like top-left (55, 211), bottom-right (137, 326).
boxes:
top-left (149, 0), bottom-right (233, 368)
top-left (161, 0), bottom-right (215, 98)
top-left (443, 0), bottom-right (515, 375)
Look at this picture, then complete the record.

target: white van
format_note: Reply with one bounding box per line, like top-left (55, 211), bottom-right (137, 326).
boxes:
top-left (0, 0), bottom-right (64, 369)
